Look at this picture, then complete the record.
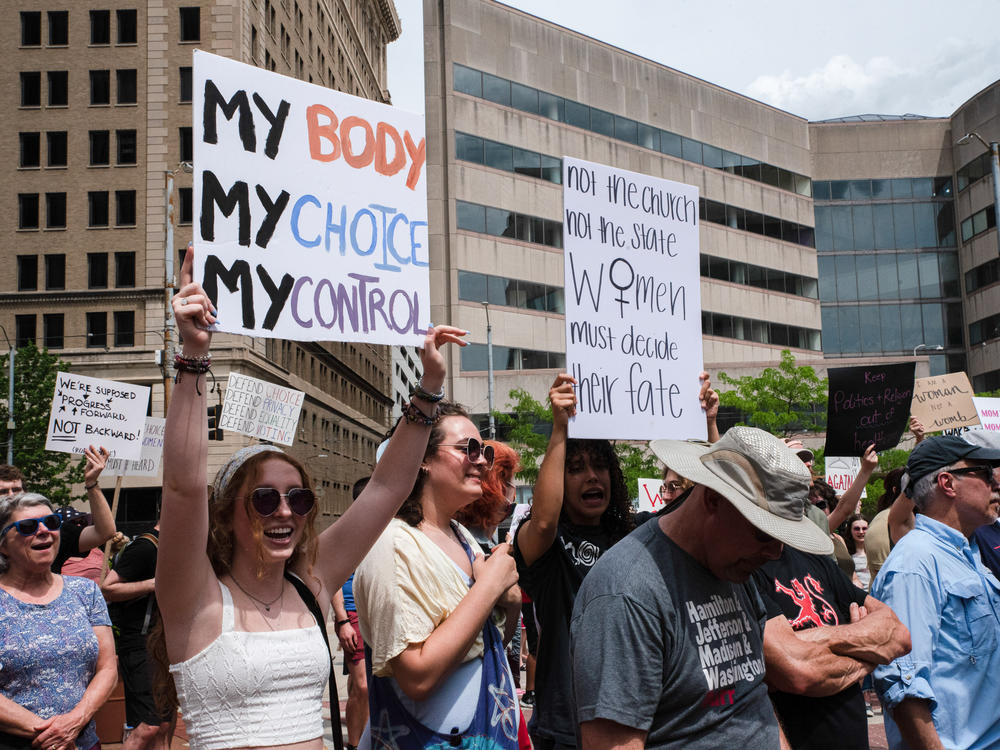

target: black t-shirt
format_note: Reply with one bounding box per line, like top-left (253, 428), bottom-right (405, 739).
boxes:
top-left (752, 547), bottom-right (869, 750)
top-left (109, 531), bottom-right (159, 652)
top-left (514, 519), bottom-right (613, 745)
top-left (51, 521), bottom-right (84, 573)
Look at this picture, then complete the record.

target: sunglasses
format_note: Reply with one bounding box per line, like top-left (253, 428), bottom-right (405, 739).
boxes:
top-left (248, 487), bottom-right (316, 516)
top-left (0, 485), bottom-right (24, 497)
top-left (939, 465), bottom-right (999, 487)
top-left (660, 481), bottom-right (684, 495)
top-left (440, 438), bottom-right (495, 468)
top-left (1, 513), bottom-right (62, 540)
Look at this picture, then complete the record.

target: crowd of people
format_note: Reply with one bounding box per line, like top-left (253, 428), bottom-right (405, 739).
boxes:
top-left (1, 246), bottom-right (1000, 750)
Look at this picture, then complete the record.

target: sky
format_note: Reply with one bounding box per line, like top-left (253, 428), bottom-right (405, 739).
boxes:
top-left (386, 0), bottom-right (1000, 122)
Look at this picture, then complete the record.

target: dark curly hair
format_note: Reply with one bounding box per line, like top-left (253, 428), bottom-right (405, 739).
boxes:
top-left (563, 439), bottom-right (633, 541)
top-left (877, 468), bottom-right (905, 513)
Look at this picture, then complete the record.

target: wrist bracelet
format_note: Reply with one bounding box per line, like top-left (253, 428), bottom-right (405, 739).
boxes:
top-left (85, 481), bottom-right (99, 490)
top-left (412, 381), bottom-right (445, 403)
top-left (336, 619), bottom-right (351, 628)
top-left (173, 352), bottom-right (212, 373)
top-left (403, 401), bottom-right (438, 426)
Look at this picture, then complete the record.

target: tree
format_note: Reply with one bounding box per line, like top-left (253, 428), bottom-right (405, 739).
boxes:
top-left (717, 350), bottom-right (828, 437)
top-left (614, 442), bottom-right (662, 497)
top-left (0, 342), bottom-right (84, 503)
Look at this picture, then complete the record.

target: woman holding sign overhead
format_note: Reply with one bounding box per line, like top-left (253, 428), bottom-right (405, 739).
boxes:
top-left (152, 246), bottom-right (466, 750)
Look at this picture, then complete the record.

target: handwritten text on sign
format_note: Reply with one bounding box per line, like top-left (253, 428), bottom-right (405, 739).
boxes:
top-left (562, 157), bottom-right (704, 440)
top-left (825, 456), bottom-right (866, 499)
top-left (221, 373), bottom-right (304, 446)
top-left (104, 418), bottom-right (166, 477)
top-left (45, 373), bottom-right (150, 459)
top-left (825, 363), bottom-right (915, 456)
top-left (193, 50), bottom-right (430, 346)
top-left (910, 372), bottom-right (979, 432)
top-left (637, 477), bottom-right (666, 512)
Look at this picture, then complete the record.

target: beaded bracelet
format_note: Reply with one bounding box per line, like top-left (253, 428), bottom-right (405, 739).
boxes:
top-left (173, 353), bottom-right (212, 373)
top-left (85, 481), bottom-right (99, 490)
top-left (412, 381), bottom-right (445, 403)
top-left (402, 401), bottom-right (438, 426)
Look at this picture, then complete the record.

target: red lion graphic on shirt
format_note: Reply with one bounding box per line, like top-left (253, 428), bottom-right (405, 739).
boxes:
top-left (772, 574), bottom-right (839, 629)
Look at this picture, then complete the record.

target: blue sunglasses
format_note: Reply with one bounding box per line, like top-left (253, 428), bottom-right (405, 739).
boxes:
top-left (0, 513), bottom-right (62, 540)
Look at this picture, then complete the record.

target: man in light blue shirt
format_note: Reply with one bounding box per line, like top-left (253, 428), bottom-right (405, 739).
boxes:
top-left (872, 435), bottom-right (1000, 750)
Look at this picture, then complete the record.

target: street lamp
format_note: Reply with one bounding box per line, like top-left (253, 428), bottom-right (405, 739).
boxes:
top-left (913, 343), bottom-right (944, 356)
top-left (163, 161), bottom-right (194, 415)
top-left (957, 132), bottom-right (1000, 258)
top-left (482, 302), bottom-right (495, 439)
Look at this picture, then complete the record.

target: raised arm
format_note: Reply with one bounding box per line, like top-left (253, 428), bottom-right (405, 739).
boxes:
top-left (699, 371), bottom-right (720, 443)
top-left (827, 443), bottom-right (877, 531)
top-left (311, 325), bottom-right (468, 593)
top-left (77, 445), bottom-right (116, 552)
top-left (516, 373), bottom-right (576, 567)
top-left (887, 492), bottom-right (915, 545)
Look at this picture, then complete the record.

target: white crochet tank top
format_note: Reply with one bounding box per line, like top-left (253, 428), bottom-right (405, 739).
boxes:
top-left (169, 578), bottom-right (330, 749)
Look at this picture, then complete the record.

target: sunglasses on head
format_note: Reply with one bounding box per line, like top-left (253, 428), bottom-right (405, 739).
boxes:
top-left (1, 513), bottom-right (62, 540)
top-left (440, 437), bottom-right (495, 468)
top-left (248, 487), bottom-right (316, 516)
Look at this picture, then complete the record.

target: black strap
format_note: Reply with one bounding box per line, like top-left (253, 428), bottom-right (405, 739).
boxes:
top-left (285, 571), bottom-right (344, 750)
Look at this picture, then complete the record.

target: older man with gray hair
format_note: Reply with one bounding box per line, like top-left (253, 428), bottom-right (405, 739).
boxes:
top-left (872, 434), bottom-right (1000, 750)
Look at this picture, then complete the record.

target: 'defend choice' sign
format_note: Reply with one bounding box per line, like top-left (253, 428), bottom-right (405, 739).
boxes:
top-left (193, 50), bottom-right (430, 346)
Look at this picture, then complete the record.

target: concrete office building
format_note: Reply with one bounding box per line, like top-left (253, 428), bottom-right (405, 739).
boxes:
top-left (2, 0), bottom-right (401, 527)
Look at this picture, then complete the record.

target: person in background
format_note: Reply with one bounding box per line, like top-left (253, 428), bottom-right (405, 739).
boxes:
top-left (0, 466), bottom-right (24, 496)
top-left (845, 514), bottom-right (870, 589)
top-left (886, 417), bottom-right (927, 546)
top-left (53, 446), bottom-right (117, 573)
top-left (865, 468), bottom-right (905, 580)
top-left (60, 513), bottom-right (105, 584)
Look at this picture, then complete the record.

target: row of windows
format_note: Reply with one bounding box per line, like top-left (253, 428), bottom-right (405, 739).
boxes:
top-left (18, 191), bottom-right (137, 230)
top-left (821, 302), bottom-right (963, 356)
top-left (19, 8), bottom-right (194, 47)
top-left (453, 64), bottom-right (813, 197)
top-left (960, 204), bottom-right (996, 243)
top-left (700, 255), bottom-right (818, 299)
top-left (970, 311), bottom-right (1000, 347)
top-left (14, 311), bottom-right (135, 350)
top-left (461, 344), bottom-right (565, 372)
top-left (814, 202), bottom-right (956, 252)
top-left (458, 271), bottom-right (565, 313)
top-left (20, 130), bottom-right (137, 169)
top-left (700, 197), bottom-right (815, 248)
top-left (702, 311), bottom-right (822, 351)
top-left (20, 69), bottom-right (140, 107)
top-left (817, 252), bottom-right (960, 303)
top-left (957, 152), bottom-right (994, 193)
top-left (455, 200), bottom-right (562, 248)
top-left (812, 177), bottom-right (952, 201)
top-left (16, 252), bottom-right (136, 292)
top-left (965, 257), bottom-right (1000, 295)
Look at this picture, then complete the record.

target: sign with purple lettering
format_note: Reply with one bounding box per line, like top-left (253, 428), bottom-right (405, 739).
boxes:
top-left (825, 362), bottom-right (915, 456)
top-left (193, 50), bottom-right (429, 345)
top-left (562, 156), bottom-right (704, 440)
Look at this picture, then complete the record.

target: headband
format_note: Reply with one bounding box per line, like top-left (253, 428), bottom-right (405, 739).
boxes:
top-left (212, 445), bottom-right (284, 500)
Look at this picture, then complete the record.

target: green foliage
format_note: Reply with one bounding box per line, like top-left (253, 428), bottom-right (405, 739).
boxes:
top-left (717, 350), bottom-right (828, 437)
top-left (493, 388), bottom-right (552, 485)
top-left (0, 343), bottom-right (84, 504)
top-left (613, 442), bottom-right (662, 498)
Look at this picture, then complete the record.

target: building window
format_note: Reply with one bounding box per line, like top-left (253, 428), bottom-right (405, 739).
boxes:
top-left (114, 311), bottom-right (135, 347)
top-left (45, 193), bottom-right (66, 229)
top-left (179, 7), bottom-right (201, 41)
top-left (115, 191), bottom-right (137, 226)
top-left (44, 255), bottom-right (65, 290)
top-left (90, 131), bottom-right (110, 165)
top-left (19, 133), bottom-right (40, 168)
top-left (18, 194), bottom-right (39, 229)
top-left (48, 11), bottom-right (68, 46)
top-left (90, 70), bottom-right (111, 105)
top-left (47, 71), bottom-right (68, 106)
top-left (117, 9), bottom-right (137, 44)
top-left (88, 253), bottom-right (108, 288)
top-left (86, 313), bottom-right (107, 348)
top-left (179, 67), bottom-right (192, 103)
top-left (115, 252), bottom-right (136, 287)
top-left (17, 256), bottom-right (38, 291)
top-left (179, 188), bottom-right (193, 224)
top-left (21, 12), bottom-right (41, 46)
top-left (179, 127), bottom-right (193, 161)
top-left (88, 191), bottom-right (110, 227)
top-left (90, 10), bottom-right (111, 44)
top-left (21, 72), bottom-right (41, 107)
top-left (15, 316), bottom-right (36, 347)
top-left (43, 314), bottom-right (64, 349)
top-left (117, 69), bottom-right (138, 104)
top-left (117, 130), bottom-right (137, 164)
top-left (47, 132), bottom-right (67, 167)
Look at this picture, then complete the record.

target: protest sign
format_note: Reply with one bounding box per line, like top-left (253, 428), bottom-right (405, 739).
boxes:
top-left (824, 456), bottom-right (866, 499)
top-left (193, 50), bottom-right (429, 346)
top-left (562, 157), bottom-right (703, 440)
top-left (104, 418), bottom-right (166, 477)
top-left (45, 373), bottom-right (149, 459)
top-left (508, 503), bottom-right (532, 540)
top-left (220, 372), bottom-right (304, 445)
top-left (825, 362), bottom-right (914, 456)
top-left (910, 372), bottom-right (979, 432)
top-left (637, 477), bottom-right (666, 512)
top-left (973, 397), bottom-right (1000, 433)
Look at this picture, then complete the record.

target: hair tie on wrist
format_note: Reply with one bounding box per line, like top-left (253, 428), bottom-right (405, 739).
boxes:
top-left (85, 482), bottom-right (99, 490)
top-left (412, 381), bottom-right (445, 403)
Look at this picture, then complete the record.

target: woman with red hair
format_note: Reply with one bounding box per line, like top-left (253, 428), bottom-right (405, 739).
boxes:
top-left (455, 441), bottom-right (521, 553)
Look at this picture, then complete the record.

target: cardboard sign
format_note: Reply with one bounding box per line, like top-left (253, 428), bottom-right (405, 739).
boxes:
top-left (973, 397), bottom-right (1000, 433)
top-left (910, 372), bottom-right (980, 432)
top-left (562, 156), bottom-right (704, 440)
top-left (637, 477), bottom-right (666, 512)
top-left (193, 50), bottom-right (430, 346)
top-left (104, 418), bottom-right (166, 477)
top-left (824, 456), bottom-right (866, 499)
top-left (825, 362), bottom-right (914, 456)
top-left (45, 373), bottom-right (149, 459)
top-left (220, 372), bottom-right (304, 445)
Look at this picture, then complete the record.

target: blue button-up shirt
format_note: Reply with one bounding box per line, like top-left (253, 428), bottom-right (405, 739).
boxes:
top-left (872, 515), bottom-right (1000, 750)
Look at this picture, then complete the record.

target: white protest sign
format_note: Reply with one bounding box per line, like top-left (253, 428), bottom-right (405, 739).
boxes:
top-left (825, 456), bottom-right (866, 499)
top-left (193, 50), bottom-right (429, 345)
top-left (508, 503), bottom-right (532, 540)
top-left (104, 418), bottom-right (166, 477)
top-left (562, 157), bottom-right (704, 440)
top-left (974, 397), bottom-right (1000, 433)
top-left (637, 477), bottom-right (665, 512)
top-left (220, 372), bottom-right (304, 445)
top-left (45, 373), bottom-right (149, 459)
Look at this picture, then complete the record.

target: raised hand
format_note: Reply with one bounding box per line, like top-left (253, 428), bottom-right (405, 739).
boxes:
top-left (172, 243), bottom-right (217, 356)
top-left (418, 325), bottom-right (467, 395)
top-left (83, 445), bottom-right (109, 485)
top-left (549, 373), bottom-right (577, 427)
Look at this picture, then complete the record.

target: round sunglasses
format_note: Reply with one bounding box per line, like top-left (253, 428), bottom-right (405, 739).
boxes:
top-left (439, 437), bottom-right (495, 468)
top-left (248, 487), bottom-right (316, 516)
top-left (1, 513), bottom-right (63, 540)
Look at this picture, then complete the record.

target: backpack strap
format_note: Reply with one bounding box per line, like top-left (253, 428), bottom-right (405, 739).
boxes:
top-left (285, 571), bottom-right (344, 750)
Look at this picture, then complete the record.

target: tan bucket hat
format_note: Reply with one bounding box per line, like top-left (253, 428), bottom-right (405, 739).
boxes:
top-left (651, 426), bottom-right (833, 555)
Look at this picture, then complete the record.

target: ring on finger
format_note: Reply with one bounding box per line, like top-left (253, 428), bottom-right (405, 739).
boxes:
top-left (179, 297), bottom-right (189, 306)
